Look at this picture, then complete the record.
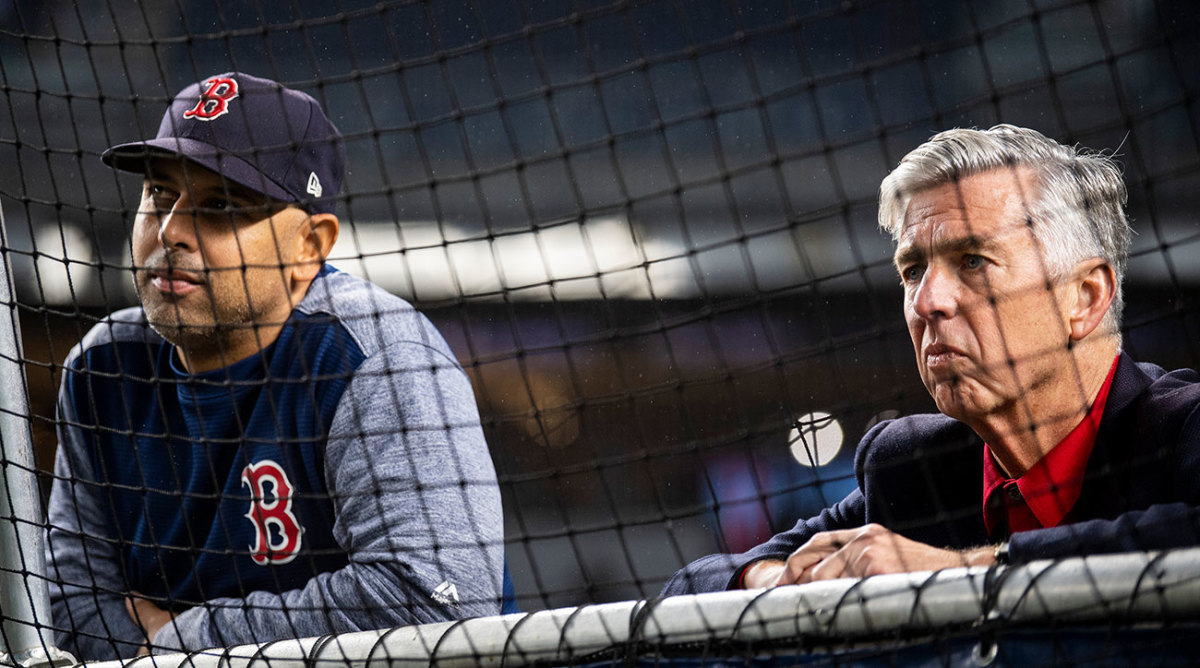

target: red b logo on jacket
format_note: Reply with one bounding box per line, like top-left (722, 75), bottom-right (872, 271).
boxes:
top-left (242, 460), bottom-right (304, 565)
top-left (183, 76), bottom-right (239, 121)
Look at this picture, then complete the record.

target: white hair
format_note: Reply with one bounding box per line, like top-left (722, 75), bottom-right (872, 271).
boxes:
top-left (878, 124), bottom-right (1131, 331)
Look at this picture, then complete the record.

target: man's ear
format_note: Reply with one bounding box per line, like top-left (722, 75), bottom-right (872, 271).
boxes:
top-left (292, 213), bottom-right (339, 283)
top-left (1066, 258), bottom-right (1116, 342)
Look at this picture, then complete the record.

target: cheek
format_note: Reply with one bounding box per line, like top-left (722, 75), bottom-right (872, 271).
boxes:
top-left (996, 285), bottom-right (1059, 336)
top-left (131, 217), bottom-right (158, 259)
top-left (963, 308), bottom-right (1004, 355)
top-left (905, 314), bottom-right (922, 345)
top-left (903, 303), bottom-right (924, 343)
top-left (206, 238), bottom-right (286, 288)
top-left (200, 233), bottom-right (262, 271)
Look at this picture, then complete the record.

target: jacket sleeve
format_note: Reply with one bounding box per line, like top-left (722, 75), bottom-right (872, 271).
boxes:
top-left (659, 419), bottom-right (912, 597)
top-left (45, 366), bottom-right (147, 661)
top-left (659, 488), bottom-right (867, 596)
top-left (1008, 503), bottom-right (1200, 561)
top-left (150, 340), bottom-right (505, 653)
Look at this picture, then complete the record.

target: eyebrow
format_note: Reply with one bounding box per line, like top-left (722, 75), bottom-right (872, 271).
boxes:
top-left (144, 170), bottom-right (274, 207)
top-left (893, 234), bottom-right (999, 270)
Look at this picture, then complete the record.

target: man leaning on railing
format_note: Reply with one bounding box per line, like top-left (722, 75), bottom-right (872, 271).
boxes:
top-left (664, 124), bottom-right (1200, 595)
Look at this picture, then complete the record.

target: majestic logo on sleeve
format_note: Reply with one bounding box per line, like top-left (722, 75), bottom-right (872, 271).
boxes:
top-left (183, 76), bottom-right (240, 121)
top-left (242, 460), bottom-right (304, 565)
top-left (432, 580), bottom-right (460, 607)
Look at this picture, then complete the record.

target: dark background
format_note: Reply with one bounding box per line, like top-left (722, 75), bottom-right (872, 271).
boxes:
top-left (1, 0), bottom-right (1198, 610)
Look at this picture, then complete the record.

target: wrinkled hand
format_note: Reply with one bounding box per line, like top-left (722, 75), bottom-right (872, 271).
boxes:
top-left (741, 524), bottom-right (995, 588)
top-left (125, 592), bottom-right (178, 656)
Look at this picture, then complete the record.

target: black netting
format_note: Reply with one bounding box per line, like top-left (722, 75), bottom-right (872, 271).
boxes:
top-left (1, 0), bottom-right (1198, 665)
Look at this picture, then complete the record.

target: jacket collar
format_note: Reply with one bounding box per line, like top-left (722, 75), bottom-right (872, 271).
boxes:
top-left (1073, 351), bottom-right (1158, 517)
top-left (1100, 352), bottom-right (1155, 421)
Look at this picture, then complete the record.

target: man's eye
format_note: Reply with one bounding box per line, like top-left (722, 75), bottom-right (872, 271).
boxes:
top-left (148, 184), bottom-right (172, 199)
top-left (963, 254), bottom-right (986, 270)
top-left (200, 198), bottom-right (236, 212)
top-left (900, 265), bottom-right (923, 282)
top-left (147, 185), bottom-right (177, 209)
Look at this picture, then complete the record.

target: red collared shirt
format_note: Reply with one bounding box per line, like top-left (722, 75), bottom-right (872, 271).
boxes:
top-left (982, 357), bottom-right (1119, 540)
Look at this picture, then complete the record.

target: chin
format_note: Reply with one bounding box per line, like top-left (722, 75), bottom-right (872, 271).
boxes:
top-left (933, 400), bottom-right (969, 422)
top-left (144, 314), bottom-right (219, 348)
top-left (929, 383), bottom-right (976, 422)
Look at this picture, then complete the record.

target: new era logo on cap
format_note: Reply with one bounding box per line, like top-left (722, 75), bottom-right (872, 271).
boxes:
top-left (102, 72), bottom-right (346, 216)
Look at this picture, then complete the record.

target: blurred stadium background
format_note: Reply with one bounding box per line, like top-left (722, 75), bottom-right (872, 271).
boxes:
top-left (1, 0), bottom-right (1198, 617)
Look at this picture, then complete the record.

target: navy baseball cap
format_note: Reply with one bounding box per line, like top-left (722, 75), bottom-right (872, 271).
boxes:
top-left (102, 72), bottom-right (345, 215)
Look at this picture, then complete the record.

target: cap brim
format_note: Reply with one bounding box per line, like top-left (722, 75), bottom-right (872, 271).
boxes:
top-left (102, 137), bottom-right (295, 204)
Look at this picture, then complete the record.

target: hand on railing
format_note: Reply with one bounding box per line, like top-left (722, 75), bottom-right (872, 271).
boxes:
top-left (742, 524), bottom-right (998, 588)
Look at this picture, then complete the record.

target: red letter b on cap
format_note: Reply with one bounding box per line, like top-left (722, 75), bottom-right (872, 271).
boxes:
top-left (183, 76), bottom-right (240, 121)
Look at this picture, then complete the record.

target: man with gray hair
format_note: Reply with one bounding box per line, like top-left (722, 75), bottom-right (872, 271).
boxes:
top-left (663, 124), bottom-right (1200, 594)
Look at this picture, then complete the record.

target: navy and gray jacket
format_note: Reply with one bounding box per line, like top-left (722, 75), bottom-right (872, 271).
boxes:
top-left (45, 266), bottom-right (504, 660)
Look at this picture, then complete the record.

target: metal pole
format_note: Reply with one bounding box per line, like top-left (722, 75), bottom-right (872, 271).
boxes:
top-left (0, 203), bottom-right (75, 668)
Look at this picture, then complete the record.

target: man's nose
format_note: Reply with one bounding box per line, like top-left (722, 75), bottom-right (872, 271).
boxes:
top-left (911, 266), bottom-right (959, 320)
top-left (157, 197), bottom-right (198, 251)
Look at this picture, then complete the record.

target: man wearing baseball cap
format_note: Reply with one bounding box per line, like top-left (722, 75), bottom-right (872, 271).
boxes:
top-left (43, 73), bottom-right (505, 660)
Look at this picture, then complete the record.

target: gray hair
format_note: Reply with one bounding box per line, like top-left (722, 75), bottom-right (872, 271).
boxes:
top-left (878, 124), bottom-right (1131, 331)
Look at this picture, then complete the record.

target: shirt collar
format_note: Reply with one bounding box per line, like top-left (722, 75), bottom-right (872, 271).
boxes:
top-left (981, 355), bottom-right (1120, 532)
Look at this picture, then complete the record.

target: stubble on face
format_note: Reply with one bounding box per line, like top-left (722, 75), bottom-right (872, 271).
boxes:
top-left (134, 249), bottom-right (257, 351)
top-left (131, 161), bottom-right (306, 369)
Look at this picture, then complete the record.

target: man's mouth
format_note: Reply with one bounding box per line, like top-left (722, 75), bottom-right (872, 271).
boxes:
top-left (924, 343), bottom-right (966, 370)
top-left (145, 268), bottom-right (205, 296)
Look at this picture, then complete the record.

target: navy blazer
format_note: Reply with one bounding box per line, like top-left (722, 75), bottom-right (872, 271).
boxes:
top-left (662, 354), bottom-right (1200, 595)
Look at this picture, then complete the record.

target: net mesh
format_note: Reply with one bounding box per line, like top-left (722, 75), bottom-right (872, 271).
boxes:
top-left (1, 0), bottom-right (1199, 664)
